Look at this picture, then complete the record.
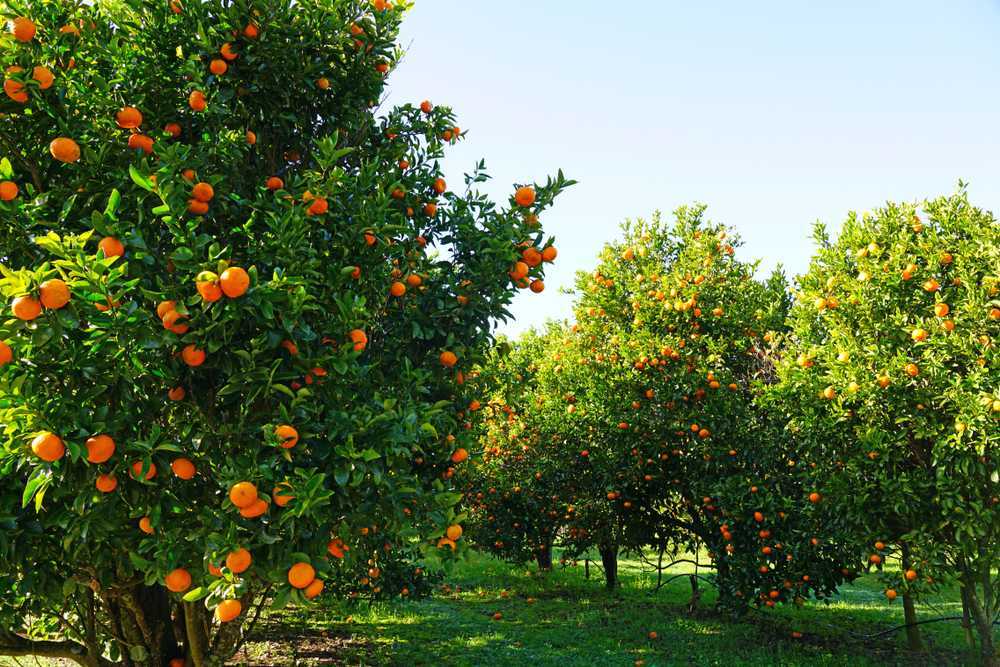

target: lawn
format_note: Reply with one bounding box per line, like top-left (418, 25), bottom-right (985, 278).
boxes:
top-left (230, 550), bottom-right (978, 666)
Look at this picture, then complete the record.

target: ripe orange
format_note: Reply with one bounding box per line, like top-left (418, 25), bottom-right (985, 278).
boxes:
top-left (243, 23), bottom-right (259, 39)
top-left (317, 77), bottom-right (330, 90)
top-left (215, 599), bottom-right (242, 622)
top-left (304, 578), bottom-right (324, 599)
top-left (164, 122), bottom-right (182, 138)
top-left (171, 457), bottom-right (196, 480)
top-left (157, 300), bottom-right (177, 319)
top-left (904, 363), bottom-right (919, 377)
top-left (182, 169), bottom-right (196, 182)
top-left (181, 344), bottom-right (206, 367)
top-left (226, 548), bottom-right (252, 573)
top-left (433, 177), bottom-right (446, 194)
top-left (389, 281), bottom-right (406, 297)
top-left (446, 524), bottom-right (463, 541)
top-left (4, 71), bottom-right (28, 104)
top-left (191, 182), bottom-right (214, 202)
top-left (423, 202), bottom-right (437, 217)
top-left (808, 492), bottom-right (822, 503)
top-left (529, 280), bottom-right (545, 293)
top-left (209, 58), bottom-right (228, 75)
top-left (266, 176), bottom-right (284, 190)
top-left (240, 498), bottom-right (268, 518)
top-left (287, 562), bottom-right (316, 589)
top-left (85, 434), bottom-right (116, 463)
top-left (31, 432), bottom-right (65, 462)
top-left (307, 197), bottom-right (328, 216)
top-left (98, 236), bottom-right (125, 258)
top-left (139, 516), bottom-right (155, 534)
top-left (451, 448), bottom-right (469, 463)
top-left (508, 262), bottom-right (529, 280)
top-left (11, 17), bottom-right (36, 42)
top-left (31, 66), bottom-right (54, 90)
top-left (933, 303), bottom-right (950, 317)
top-left (197, 278), bottom-right (223, 302)
top-left (188, 90), bottom-right (207, 112)
top-left (905, 569), bottom-right (918, 582)
top-left (0, 180), bottom-right (18, 201)
top-left (885, 589), bottom-right (897, 600)
top-left (246, 130), bottom-right (256, 145)
top-left (522, 247), bottom-right (542, 267)
top-left (116, 107), bottom-right (143, 129)
top-left (439, 351), bottom-right (457, 367)
top-left (12, 295), bottom-right (42, 321)
top-left (164, 568), bottom-right (192, 593)
top-left (220, 42), bottom-right (238, 60)
top-left (168, 386), bottom-right (186, 401)
top-left (128, 134), bottom-right (154, 155)
top-left (96, 473), bottom-right (118, 493)
top-left (37, 279), bottom-right (70, 309)
top-left (0, 341), bottom-right (12, 366)
top-left (229, 482), bottom-right (258, 509)
top-left (349, 329), bottom-right (368, 351)
top-left (186, 198), bottom-right (208, 216)
top-left (220, 267), bottom-right (250, 297)
top-left (420, 100), bottom-right (433, 113)
top-left (275, 424), bottom-right (299, 449)
top-left (541, 246), bottom-right (557, 262)
top-left (273, 484), bottom-right (294, 507)
top-left (514, 186), bottom-right (536, 207)
top-left (130, 460), bottom-right (157, 480)
top-left (50, 137), bottom-right (81, 163)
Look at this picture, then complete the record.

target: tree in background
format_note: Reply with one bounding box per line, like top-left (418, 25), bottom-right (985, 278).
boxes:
top-left (0, 1), bottom-right (568, 665)
top-left (773, 189), bottom-right (999, 662)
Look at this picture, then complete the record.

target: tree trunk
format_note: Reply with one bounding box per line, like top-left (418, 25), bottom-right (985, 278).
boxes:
top-left (599, 544), bottom-right (618, 590)
top-left (967, 585), bottom-right (998, 667)
top-left (899, 544), bottom-right (922, 652)
top-left (536, 546), bottom-right (553, 571)
top-left (960, 583), bottom-right (977, 650)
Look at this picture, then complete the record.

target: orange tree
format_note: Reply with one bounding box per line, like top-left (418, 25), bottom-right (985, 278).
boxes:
top-left (0, 1), bottom-right (569, 665)
top-left (772, 189), bottom-right (999, 661)
top-left (460, 326), bottom-right (568, 571)
top-left (468, 208), bottom-right (858, 600)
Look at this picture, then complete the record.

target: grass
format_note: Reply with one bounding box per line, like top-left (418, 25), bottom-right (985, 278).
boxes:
top-left (233, 550), bottom-right (982, 666)
top-left (1, 550), bottom-right (982, 666)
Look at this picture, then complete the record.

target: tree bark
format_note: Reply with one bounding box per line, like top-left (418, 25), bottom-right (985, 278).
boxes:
top-left (599, 544), bottom-right (618, 590)
top-left (960, 583), bottom-right (977, 650)
top-left (0, 630), bottom-right (110, 667)
top-left (536, 546), bottom-right (553, 571)
top-left (967, 584), bottom-right (998, 667)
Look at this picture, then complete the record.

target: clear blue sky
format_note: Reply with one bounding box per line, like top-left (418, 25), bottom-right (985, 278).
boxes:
top-left (384, 0), bottom-right (1000, 335)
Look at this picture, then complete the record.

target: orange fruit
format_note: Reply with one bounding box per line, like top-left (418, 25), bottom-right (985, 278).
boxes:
top-left (130, 460), bottom-right (157, 480)
top-left (50, 137), bottom-right (81, 163)
top-left (39, 279), bottom-right (71, 309)
top-left (327, 539), bottom-right (347, 559)
top-left (171, 457), bottom-right (196, 480)
top-left (0, 180), bottom-right (18, 201)
top-left (165, 568), bottom-right (192, 593)
top-left (220, 42), bottom-right (238, 61)
top-left (405, 274), bottom-right (422, 287)
top-left (905, 363), bottom-right (919, 377)
top-left (905, 569), bottom-right (918, 582)
top-left (451, 448), bottom-right (469, 463)
top-left (239, 498), bottom-right (268, 518)
top-left (31, 432), bottom-right (65, 462)
top-left (161, 309), bottom-right (185, 329)
top-left (266, 176), bottom-right (284, 190)
top-left (3, 73), bottom-right (28, 104)
top-left (243, 23), bottom-right (259, 39)
top-left (522, 247), bottom-right (542, 267)
top-left (188, 90), bottom-right (206, 112)
top-left (287, 562), bottom-right (316, 589)
top-left (116, 107), bottom-right (143, 129)
top-left (307, 197), bottom-right (328, 216)
top-left (187, 199), bottom-right (209, 215)
top-left (246, 130), bottom-right (256, 145)
top-left (191, 182), bottom-right (214, 202)
top-left (0, 341), bottom-right (12, 365)
top-left (11, 17), bottom-right (36, 42)
top-left (529, 280), bottom-right (544, 293)
top-left (541, 246), bottom-right (557, 262)
top-left (220, 267), bottom-right (250, 297)
top-left (273, 484), bottom-right (294, 507)
top-left (389, 281), bottom-right (406, 297)
top-left (226, 548), bottom-right (252, 573)
top-left (85, 434), bottom-right (116, 463)
top-left (349, 329), bottom-right (368, 351)
top-left (808, 492), bottom-right (822, 503)
top-left (215, 599), bottom-right (242, 622)
top-left (933, 303), bottom-right (949, 317)
top-left (317, 77), bottom-right (330, 89)
top-left (304, 578), bottom-right (324, 599)
top-left (182, 169), bottom-right (196, 182)
top-left (508, 262), bottom-right (529, 280)
top-left (423, 202), bottom-right (437, 217)
top-left (885, 589), bottom-right (897, 600)
top-left (514, 186), bottom-right (536, 207)
top-left (98, 236), bottom-right (125, 258)
top-left (95, 473), bottom-right (118, 493)
top-left (197, 279), bottom-right (223, 303)
top-left (275, 424), bottom-right (299, 449)
top-left (168, 386), bottom-right (186, 401)
top-left (209, 59), bottom-right (228, 75)
top-left (139, 516), bottom-right (155, 534)
top-left (446, 524), bottom-right (463, 541)
top-left (164, 122), bottom-right (182, 138)
top-left (31, 66), bottom-right (54, 90)
top-left (420, 100), bottom-right (433, 113)
top-left (12, 295), bottom-right (42, 321)
top-left (128, 134), bottom-right (154, 155)
top-left (433, 177), bottom-right (446, 194)
top-left (229, 482), bottom-right (258, 509)
top-left (181, 344), bottom-right (206, 367)
top-left (439, 351), bottom-right (457, 367)
top-left (157, 300), bottom-right (177, 319)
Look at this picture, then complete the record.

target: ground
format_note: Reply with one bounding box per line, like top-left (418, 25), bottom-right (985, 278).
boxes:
top-left (2, 551), bottom-right (980, 667)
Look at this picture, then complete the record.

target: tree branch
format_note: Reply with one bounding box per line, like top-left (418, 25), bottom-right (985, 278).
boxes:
top-left (0, 630), bottom-right (111, 667)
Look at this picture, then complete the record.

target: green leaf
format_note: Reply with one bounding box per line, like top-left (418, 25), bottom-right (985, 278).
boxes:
top-left (129, 165), bottom-right (153, 191)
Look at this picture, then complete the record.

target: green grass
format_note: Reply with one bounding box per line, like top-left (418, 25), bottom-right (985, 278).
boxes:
top-left (0, 551), bottom-right (982, 666)
top-left (236, 550), bottom-right (981, 666)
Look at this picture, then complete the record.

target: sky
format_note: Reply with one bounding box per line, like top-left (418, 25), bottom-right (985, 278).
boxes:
top-left (383, 0), bottom-right (1000, 336)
